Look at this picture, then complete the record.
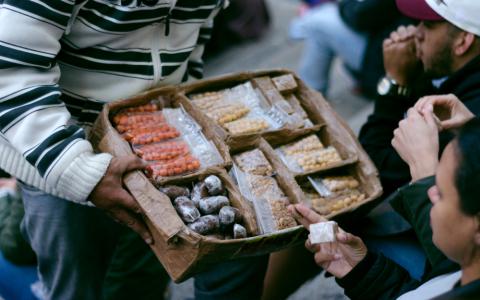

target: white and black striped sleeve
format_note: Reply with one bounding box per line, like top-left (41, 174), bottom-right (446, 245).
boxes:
top-left (0, 0), bottom-right (112, 202)
top-left (186, 11), bottom-right (216, 80)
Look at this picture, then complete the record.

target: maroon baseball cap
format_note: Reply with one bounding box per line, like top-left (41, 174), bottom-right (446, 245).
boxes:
top-left (396, 0), bottom-right (444, 21)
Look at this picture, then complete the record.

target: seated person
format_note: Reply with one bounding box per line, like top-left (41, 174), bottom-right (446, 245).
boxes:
top-left (291, 116), bottom-right (480, 299)
top-left (290, 0), bottom-right (409, 96)
top-left (360, 0), bottom-right (480, 198)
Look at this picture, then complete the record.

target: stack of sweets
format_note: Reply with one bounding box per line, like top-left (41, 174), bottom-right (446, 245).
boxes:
top-left (159, 175), bottom-right (248, 239)
top-left (112, 100), bottom-right (201, 179)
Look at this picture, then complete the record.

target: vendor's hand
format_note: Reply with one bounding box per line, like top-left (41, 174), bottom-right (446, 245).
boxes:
top-left (90, 155), bottom-right (152, 244)
top-left (414, 94), bottom-right (475, 130)
top-left (383, 25), bottom-right (422, 86)
top-left (289, 204), bottom-right (367, 278)
top-left (392, 108), bottom-right (439, 181)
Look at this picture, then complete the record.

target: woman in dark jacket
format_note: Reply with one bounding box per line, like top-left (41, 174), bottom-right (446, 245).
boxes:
top-left (293, 117), bottom-right (480, 299)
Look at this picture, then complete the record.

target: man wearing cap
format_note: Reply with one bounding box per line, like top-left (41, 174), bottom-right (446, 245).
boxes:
top-left (359, 0), bottom-right (480, 198)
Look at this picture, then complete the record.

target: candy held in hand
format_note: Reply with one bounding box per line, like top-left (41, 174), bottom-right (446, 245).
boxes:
top-left (309, 221), bottom-right (338, 244)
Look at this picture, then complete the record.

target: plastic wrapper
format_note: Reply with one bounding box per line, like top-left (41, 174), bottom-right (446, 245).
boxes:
top-left (219, 206), bottom-right (241, 226)
top-left (188, 215), bottom-right (220, 235)
top-left (309, 221), bottom-right (338, 244)
top-left (233, 224), bottom-right (247, 239)
top-left (113, 112), bottom-right (166, 133)
top-left (271, 74), bottom-right (298, 93)
top-left (252, 197), bottom-right (296, 234)
top-left (205, 103), bottom-right (250, 125)
top-left (162, 107), bottom-right (224, 170)
top-left (191, 182), bottom-right (209, 208)
top-left (234, 149), bottom-right (274, 176)
top-left (199, 196), bottom-right (230, 214)
top-left (158, 185), bottom-right (190, 200)
top-left (246, 175), bottom-right (285, 201)
top-left (304, 176), bottom-right (366, 216)
top-left (223, 117), bottom-right (270, 135)
top-left (133, 139), bottom-right (189, 161)
top-left (174, 196), bottom-right (201, 223)
top-left (189, 91), bottom-right (226, 110)
top-left (277, 135), bottom-right (342, 173)
top-left (204, 175), bottom-right (225, 195)
top-left (146, 155), bottom-right (201, 178)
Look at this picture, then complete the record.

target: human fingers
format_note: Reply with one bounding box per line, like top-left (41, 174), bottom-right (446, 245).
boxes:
top-left (336, 228), bottom-right (363, 247)
top-left (390, 30), bottom-right (401, 43)
top-left (290, 203), bottom-right (326, 228)
top-left (305, 237), bottom-right (321, 253)
top-left (422, 105), bottom-right (440, 131)
top-left (314, 250), bottom-right (342, 267)
top-left (117, 155), bottom-right (148, 174)
top-left (116, 188), bottom-right (142, 214)
top-left (110, 207), bottom-right (153, 244)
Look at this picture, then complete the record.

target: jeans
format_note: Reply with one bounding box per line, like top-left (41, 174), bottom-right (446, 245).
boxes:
top-left (19, 183), bottom-right (268, 300)
top-left (289, 2), bottom-right (368, 93)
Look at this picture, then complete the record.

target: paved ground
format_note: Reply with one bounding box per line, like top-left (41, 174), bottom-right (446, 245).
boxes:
top-left (168, 0), bottom-right (374, 298)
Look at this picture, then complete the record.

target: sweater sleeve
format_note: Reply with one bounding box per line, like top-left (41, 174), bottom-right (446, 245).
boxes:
top-left (185, 3), bottom-right (221, 81)
top-left (0, 0), bottom-right (112, 202)
top-left (358, 94), bottom-right (416, 196)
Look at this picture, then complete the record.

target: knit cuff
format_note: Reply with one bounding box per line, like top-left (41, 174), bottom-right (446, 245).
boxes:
top-left (55, 147), bottom-right (112, 202)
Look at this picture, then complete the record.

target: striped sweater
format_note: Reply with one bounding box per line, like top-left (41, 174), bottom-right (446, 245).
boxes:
top-left (0, 0), bottom-right (223, 203)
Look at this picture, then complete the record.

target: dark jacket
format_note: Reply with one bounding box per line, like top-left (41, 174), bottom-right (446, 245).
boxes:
top-left (339, 0), bottom-right (412, 96)
top-left (336, 177), bottom-right (460, 299)
top-left (359, 55), bottom-right (480, 198)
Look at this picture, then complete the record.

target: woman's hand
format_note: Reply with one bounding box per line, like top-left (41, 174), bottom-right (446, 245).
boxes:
top-left (289, 204), bottom-right (367, 278)
top-left (392, 107), bottom-right (439, 181)
top-left (414, 94), bottom-right (474, 130)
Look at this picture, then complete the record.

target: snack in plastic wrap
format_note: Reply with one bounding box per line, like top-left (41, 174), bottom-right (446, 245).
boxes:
top-left (247, 175), bottom-right (285, 200)
top-left (294, 147), bottom-right (342, 171)
top-left (199, 196), bottom-right (230, 215)
top-left (223, 118), bottom-right (269, 135)
top-left (146, 155), bottom-right (200, 178)
top-left (219, 206), bottom-right (241, 226)
top-left (113, 111), bottom-right (165, 127)
top-left (268, 198), bottom-right (297, 230)
top-left (173, 196), bottom-right (201, 223)
top-left (234, 149), bottom-right (274, 176)
top-left (271, 74), bottom-right (298, 93)
top-left (305, 176), bottom-right (366, 215)
top-left (309, 221), bottom-right (338, 244)
top-left (204, 175), bottom-right (225, 196)
top-left (282, 135), bottom-right (324, 155)
top-left (322, 176), bottom-right (360, 192)
top-left (233, 224), bottom-right (247, 239)
top-left (191, 181), bottom-right (209, 207)
top-left (190, 91), bottom-right (225, 110)
top-left (188, 215), bottom-right (220, 235)
top-left (158, 185), bottom-right (190, 200)
top-left (206, 103), bottom-right (250, 125)
top-left (134, 140), bottom-right (189, 161)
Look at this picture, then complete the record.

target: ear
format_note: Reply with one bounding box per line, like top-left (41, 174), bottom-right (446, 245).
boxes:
top-left (474, 215), bottom-right (480, 246)
top-left (454, 32), bottom-right (476, 56)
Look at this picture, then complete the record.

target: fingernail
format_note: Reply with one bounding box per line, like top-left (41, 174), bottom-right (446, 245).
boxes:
top-left (334, 253), bottom-right (342, 260)
top-left (145, 237), bottom-right (153, 244)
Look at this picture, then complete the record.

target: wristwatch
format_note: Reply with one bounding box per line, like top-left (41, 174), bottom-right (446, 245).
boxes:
top-left (377, 76), bottom-right (412, 97)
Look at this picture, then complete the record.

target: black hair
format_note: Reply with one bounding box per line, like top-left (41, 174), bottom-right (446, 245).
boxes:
top-left (455, 117), bottom-right (480, 215)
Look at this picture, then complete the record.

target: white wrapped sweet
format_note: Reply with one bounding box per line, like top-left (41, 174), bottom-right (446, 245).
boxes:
top-left (309, 221), bottom-right (338, 244)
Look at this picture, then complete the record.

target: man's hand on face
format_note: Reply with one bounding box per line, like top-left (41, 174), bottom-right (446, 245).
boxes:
top-left (90, 155), bottom-right (153, 244)
top-left (383, 25), bottom-right (423, 86)
top-left (392, 107), bottom-right (440, 182)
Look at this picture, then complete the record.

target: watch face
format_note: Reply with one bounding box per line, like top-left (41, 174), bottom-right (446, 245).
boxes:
top-left (377, 77), bottom-right (392, 96)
